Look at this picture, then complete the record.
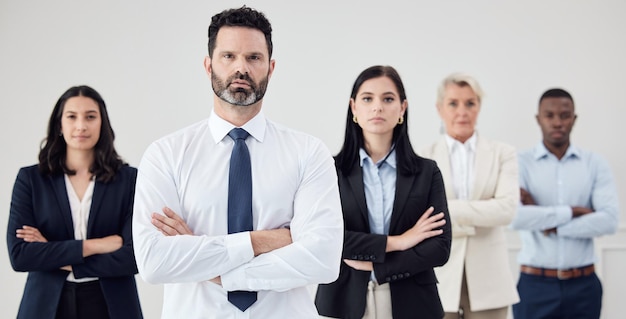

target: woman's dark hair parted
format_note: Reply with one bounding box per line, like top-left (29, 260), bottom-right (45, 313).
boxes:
top-left (335, 65), bottom-right (422, 176)
top-left (38, 85), bottom-right (125, 183)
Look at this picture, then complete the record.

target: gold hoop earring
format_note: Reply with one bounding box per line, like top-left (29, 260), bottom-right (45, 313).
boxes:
top-left (398, 117), bottom-right (404, 125)
top-left (352, 116), bottom-right (358, 123)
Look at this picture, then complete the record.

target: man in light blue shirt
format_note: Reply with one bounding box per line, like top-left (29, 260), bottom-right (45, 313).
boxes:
top-left (511, 88), bottom-right (619, 319)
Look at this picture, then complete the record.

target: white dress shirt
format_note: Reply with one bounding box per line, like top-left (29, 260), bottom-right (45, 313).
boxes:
top-left (132, 110), bottom-right (343, 319)
top-left (445, 133), bottom-right (477, 200)
top-left (64, 175), bottom-right (98, 282)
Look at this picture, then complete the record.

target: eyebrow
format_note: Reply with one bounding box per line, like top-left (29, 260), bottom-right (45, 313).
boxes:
top-left (445, 97), bottom-right (476, 101)
top-left (218, 50), bottom-right (266, 57)
top-left (358, 91), bottom-right (397, 96)
top-left (63, 110), bottom-right (99, 114)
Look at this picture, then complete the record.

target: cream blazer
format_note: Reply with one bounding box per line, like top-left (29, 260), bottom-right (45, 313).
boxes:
top-left (420, 135), bottom-right (520, 312)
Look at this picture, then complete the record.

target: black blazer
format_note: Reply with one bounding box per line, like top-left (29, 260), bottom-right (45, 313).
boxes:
top-left (316, 157), bottom-right (451, 319)
top-left (6, 165), bottom-right (143, 319)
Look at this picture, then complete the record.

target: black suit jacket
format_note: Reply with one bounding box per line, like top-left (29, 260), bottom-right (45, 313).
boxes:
top-left (316, 157), bottom-right (451, 319)
top-left (6, 165), bottom-right (143, 319)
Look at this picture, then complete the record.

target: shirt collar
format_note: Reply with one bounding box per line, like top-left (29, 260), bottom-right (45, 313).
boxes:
top-left (358, 146), bottom-right (397, 169)
top-left (444, 132), bottom-right (477, 152)
top-left (209, 108), bottom-right (266, 144)
top-left (533, 142), bottom-right (581, 160)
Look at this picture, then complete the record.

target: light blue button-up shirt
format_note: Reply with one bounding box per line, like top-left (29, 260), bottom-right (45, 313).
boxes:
top-left (360, 147), bottom-right (397, 282)
top-left (359, 148), bottom-right (397, 236)
top-left (511, 143), bottom-right (619, 269)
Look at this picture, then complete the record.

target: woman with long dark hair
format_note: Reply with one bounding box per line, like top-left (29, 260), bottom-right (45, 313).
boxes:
top-left (7, 85), bottom-right (143, 319)
top-left (316, 66), bottom-right (452, 319)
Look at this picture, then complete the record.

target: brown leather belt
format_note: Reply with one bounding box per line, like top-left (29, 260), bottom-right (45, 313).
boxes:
top-left (520, 264), bottom-right (595, 280)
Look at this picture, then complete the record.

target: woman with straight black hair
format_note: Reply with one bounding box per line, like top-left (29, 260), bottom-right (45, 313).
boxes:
top-left (316, 65), bottom-right (452, 319)
top-left (7, 85), bottom-right (143, 319)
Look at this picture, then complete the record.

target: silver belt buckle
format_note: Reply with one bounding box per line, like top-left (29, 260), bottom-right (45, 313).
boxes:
top-left (557, 269), bottom-right (569, 280)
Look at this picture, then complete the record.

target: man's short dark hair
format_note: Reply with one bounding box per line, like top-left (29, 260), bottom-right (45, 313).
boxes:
top-left (539, 88), bottom-right (574, 105)
top-left (207, 6), bottom-right (273, 58)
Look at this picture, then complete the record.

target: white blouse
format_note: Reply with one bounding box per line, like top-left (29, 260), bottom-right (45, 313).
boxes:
top-left (64, 174), bottom-right (98, 283)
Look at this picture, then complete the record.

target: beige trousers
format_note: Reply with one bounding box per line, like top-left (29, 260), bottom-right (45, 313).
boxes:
top-left (443, 272), bottom-right (508, 319)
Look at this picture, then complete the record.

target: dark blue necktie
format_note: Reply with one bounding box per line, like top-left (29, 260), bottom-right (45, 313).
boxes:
top-left (227, 128), bottom-right (257, 311)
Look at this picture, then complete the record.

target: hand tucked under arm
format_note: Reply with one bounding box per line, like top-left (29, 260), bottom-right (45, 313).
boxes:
top-left (343, 259), bottom-right (373, 271)
top-left (520, 188), bottom-right (536, 205)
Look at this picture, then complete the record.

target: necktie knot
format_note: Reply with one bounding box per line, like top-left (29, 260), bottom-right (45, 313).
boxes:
top-left (229, 128), bottom-right (250, 141)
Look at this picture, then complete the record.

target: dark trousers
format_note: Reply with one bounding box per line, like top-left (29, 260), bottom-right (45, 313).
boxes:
top-left (512, 272), bottom-right (602, 319)
top-left (56, 280), bottom-right (110, 319)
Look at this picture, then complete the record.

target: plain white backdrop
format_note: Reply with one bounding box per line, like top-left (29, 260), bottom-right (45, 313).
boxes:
top-left (1, 1), bottom-right (625, 318)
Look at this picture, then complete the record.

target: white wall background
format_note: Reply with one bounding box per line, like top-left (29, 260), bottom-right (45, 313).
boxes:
top-left (1, 1), bottom-right (625, 318)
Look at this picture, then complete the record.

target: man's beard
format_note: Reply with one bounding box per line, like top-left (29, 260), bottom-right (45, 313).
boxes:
top-left (211, 70), bottom-right (269, 107)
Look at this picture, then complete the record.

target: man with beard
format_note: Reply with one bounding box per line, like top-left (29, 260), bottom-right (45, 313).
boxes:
top-left (131, 6), bottom-right (343, 319)
top-left (510, 88), bottom-right (620, 319)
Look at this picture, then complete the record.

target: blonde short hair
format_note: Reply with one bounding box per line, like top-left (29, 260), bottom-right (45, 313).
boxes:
top-left (436, 73), bottom-right (484, 104)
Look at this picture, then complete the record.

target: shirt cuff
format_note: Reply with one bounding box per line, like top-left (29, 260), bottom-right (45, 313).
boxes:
top-left (226, 231), bottom-right (254, 263)
top-left (555, 205), bottom-right (573, 224)
top-left (221, 232), bottom-right (254, 289)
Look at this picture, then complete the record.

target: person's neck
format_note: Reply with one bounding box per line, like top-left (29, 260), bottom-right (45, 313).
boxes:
top-left (65, 149), bottom-right (94, 175)
top-left (448, 131), bottom-right (474, 144)
top-left (214, 96), bottom-right (262, 127)
top-left (544, 141), bottom-right (570, 160)
top-left (363, 134), bottom-right (393, 164)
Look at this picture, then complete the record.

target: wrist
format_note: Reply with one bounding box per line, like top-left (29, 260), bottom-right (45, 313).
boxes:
top-left (82, 239), bottom-right (95, 257)
top-left (386, 235), bottom-right (398, 252)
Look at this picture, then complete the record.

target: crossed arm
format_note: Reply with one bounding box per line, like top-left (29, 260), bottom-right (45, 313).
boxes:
top-left (342, 206), bottom-right (446, 271)
top-left (151, 207), bottom-right (292, 284)
top-left (15, 226), bottom-right (122, 271)
top-left (519, 188), bottom-right (593, 235)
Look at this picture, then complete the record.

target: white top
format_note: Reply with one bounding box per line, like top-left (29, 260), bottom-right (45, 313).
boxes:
top-left (132, 110), bottom-right (344, 319)
top-left (64, 174), bottom-right (98, 282)
top-left (445, 133), bottom-right (477, 200)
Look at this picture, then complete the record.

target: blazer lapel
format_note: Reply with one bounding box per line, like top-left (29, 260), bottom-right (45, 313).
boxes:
top-left (433, 137), bottom-right (457, 200)
top-left (50, 175), bottom-right (74, 238)
top-left (346, 164), bottom-right (369, 223)
top-left (389, 172), bottom-right (416, 233)
top-left (471, 136), bottom-right (493, 199)
top-left (87, 181), bottom-right (106, 237)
